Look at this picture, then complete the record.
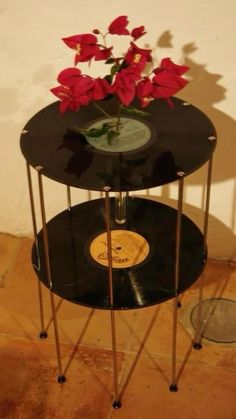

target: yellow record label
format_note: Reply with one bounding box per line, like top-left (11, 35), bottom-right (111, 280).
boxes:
top-left (90, 230), bottom-right (149, 268)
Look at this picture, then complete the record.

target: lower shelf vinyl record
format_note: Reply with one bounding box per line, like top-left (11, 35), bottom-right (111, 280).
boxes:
top-left (32, 197), bottom-right (206, 310)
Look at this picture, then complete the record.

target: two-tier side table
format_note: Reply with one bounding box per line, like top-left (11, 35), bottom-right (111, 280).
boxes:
top-left (20, 97), bottom-right (216, 408)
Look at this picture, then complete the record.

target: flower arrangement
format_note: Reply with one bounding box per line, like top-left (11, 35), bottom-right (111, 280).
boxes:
top-left (51, 16), bottom-right (189, 142)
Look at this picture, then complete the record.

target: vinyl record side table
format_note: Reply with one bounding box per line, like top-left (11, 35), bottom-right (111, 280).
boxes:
top-left (20, 97), bottom-right (216, 408)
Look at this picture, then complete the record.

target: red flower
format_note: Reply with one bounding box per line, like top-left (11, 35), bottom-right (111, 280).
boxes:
top-left (51, 67), bottom-right (84, 112)
top-left (62, 34), bottom-right (99, 64)
top-left (51, 68), bottom-right (110, 112)
top-left (50, 85), bottom-right (75, 113)
top-left (156, 58), bottom-right (189, 76)
top-left (110, 67), bottom-right (140, 106)
top-left (124, 42), bottom-right (152, 72)
top-left (131, 25), bottom-right (147, 41)
top-left (136, 77), bottom-right (154, 107)
top-left (95, 47), bottom-right (113, 61)
top-left (57, 67), bottom-right (82, 85)
top-left (89, 78), bottom-right (111, 101)
top-left (51, 68), bottom-right (94, 113)
top-left (51, 18), bottom-right (191, 114)
top-left (152, 58), bottom-right (189, 100)
top-left (108, 15), bottom-right (130, 35)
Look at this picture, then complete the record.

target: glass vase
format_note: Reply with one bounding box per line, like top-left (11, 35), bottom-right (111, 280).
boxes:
top-left (115, 192), bottom-right (128, 224)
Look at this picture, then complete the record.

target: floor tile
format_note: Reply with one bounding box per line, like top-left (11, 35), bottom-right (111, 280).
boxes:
top-left (0, 335), bottom-right (124, 419)
top-left (0, 232), bottom-right (236, 418)
top-left (109, 352), bottom-right (236, 419)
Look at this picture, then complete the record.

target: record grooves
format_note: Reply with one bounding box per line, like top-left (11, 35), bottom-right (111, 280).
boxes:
top-left (21, 97), bottom-right (216, 191)
top-left (32, 197), bottom-right (206, 310)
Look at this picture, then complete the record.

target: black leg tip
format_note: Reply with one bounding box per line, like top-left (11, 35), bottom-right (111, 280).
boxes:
top-left (57, 375), bottom-right (66, 384)
top-left (169, 384), bottom-right (178, 392)
top-left (113, 400), bottom-right (122, 409)
top-left (39, 331), bottom-right (48, 339)
top-left (193, 342), bottom-right (202, 350)
top-left (177, 301), bottom-right (182, 308)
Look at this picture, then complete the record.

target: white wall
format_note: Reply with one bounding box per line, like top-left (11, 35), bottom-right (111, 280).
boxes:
top-left (0, 0), bottom-right (235, 261)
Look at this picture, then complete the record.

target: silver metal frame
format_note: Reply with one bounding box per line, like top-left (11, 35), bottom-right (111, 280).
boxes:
top-left (26, 164), bottom-right (65, 381)
top-left (170, 174), bottom-right (184, 391)
top-left (25, 153), bottom-right (214, 396)
top-left (104, 187), bottom-right (121, 408)
top-left (37, 169), bottom-right (65, 381)
top-left (26, 163), bottom-right (46, 338)
top-left (193, 157), bottom-right (213, 348)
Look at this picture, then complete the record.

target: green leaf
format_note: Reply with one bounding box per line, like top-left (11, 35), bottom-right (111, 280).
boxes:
top-left (121, 105), bottom-right (150, 117)
top-left (110, 64), bottom-right (120, 76)
top-left (86, 123), bottom-right (110, 138)
top-left (104, 74), bottom-right (112, 83)
top-left (105, 58), bottom-right (115, 64)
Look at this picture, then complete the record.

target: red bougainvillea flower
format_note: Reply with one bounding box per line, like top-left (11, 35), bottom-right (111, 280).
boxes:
top-left (51, 68), bottom-right (110, 112)
top-left (108, 15), bottom-right (130, 35)
top-left (152, 58), bottom-right (189, 102)
top-left (57, 67), bottom-right (82, 86)
top-left (51, 17), bottom-right (190, 115)
top-left (156, 58), bottom-right (189, 76)
top-left (136, 77), bottom-right (154, 107)
top-left (95, 46), bottom-right (113, 61)
top-left (124, 42), bottom-right (152, 72)
top-left (51, 68), bottom-right (95, 113)
top-left (131, 25), bottom-right (147, 41)
top-left (62, 34), bottom-right (99, 64)
top-left (51, 67), bottom-right (84, 112)
top-left (51, 85), bottom-right (75, 113)
top-left (110, 67), bottom-right (140, 106)
top-left (89, 78), bottom-right (111, 101)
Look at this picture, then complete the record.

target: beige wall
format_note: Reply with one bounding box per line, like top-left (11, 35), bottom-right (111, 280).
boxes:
top-left (0, 0), bottom-right (235, 261)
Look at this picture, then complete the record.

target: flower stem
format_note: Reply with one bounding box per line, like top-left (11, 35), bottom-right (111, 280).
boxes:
top-left (100, 32), bottom-right (116, 61)
top-left (116, 102), bottom-right (121, 133)
top-left (101, 33), bottom-right (108, 48)
top-left (92, 101), bottom-right (113, 120)
top-left (92, 101), bottom-right (122, 135)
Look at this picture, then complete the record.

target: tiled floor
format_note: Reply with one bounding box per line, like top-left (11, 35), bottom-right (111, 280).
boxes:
top-left (0, 233), bottom-right (236, 419)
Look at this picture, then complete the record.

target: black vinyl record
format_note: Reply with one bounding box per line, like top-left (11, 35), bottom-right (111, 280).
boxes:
top-left (32, 197), bottom-right (205, 310)
top-left (21, 97), bottom-right (216, 191)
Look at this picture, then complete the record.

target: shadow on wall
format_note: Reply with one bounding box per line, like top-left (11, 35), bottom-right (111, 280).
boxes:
top-left (178, 37), bottom-right (236, 257)
top-left (144, 31), bottom-right (236, 260)
top-left (147, 30), bottom-right (236, 185)
top-left (178, 41), bottom-right (236, 184)
top-left (145, 194), bottom-right (236, 262)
